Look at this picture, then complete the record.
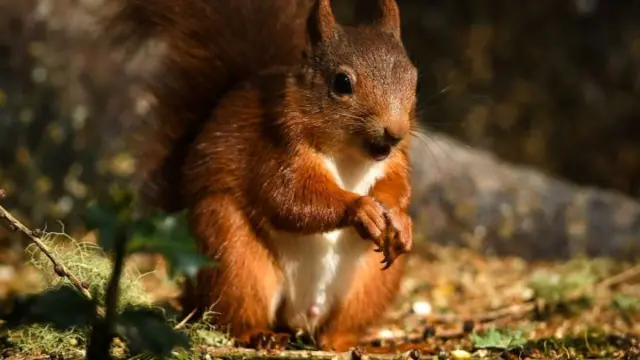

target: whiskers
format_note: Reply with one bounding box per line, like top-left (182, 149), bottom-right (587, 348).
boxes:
top-left (422, 84), bottom-right (452, 104)
top-left (333, 111), bottom-right (367, 122)
top-left (409, 126), bottom-right (444, 179)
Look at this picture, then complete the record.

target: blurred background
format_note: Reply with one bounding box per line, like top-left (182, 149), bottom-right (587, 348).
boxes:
top-left (1, 0), bottom-right (640, 275)
top-left (3, 2), bottom-right (640, 357)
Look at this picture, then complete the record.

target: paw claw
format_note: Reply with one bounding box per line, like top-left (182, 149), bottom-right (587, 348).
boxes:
top-left (349, 198), bottom-right (412, 269)
top-left (380, 253), bottom-right (394, 270)
top-left (243, 331), bottom-right (290, 351)
top-left (376, 208), bottom-right (412, 270)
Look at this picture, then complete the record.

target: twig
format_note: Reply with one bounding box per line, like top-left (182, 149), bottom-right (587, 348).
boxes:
top-left (595, 263), bottom-right (640, 290)
top-left (0, 202), bottom-right (92, 299)
top-left (360, 324), bottom-right (476, 349)
top-left (174, 308), bottom-right (197, 330)
top-left (412, 299), bottom-right (536, 327)
top-left (0, 197), bottom-right (105, 317)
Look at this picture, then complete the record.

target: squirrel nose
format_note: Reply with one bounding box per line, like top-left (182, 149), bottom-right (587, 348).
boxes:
top-left (383, 127), bottom-right (404, 146)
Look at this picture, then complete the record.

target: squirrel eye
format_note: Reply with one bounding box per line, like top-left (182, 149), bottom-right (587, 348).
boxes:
top-left (332, 73), bottom-right (353, 95)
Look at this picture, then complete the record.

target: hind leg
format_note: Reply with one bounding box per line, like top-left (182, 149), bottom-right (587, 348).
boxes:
top-left (317, 251), bottom-right (406, 351)
top-left (185, 194), bottom-right (284, 347)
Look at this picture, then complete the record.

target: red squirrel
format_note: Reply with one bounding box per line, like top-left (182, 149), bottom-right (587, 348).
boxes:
top-left (106, 0), bottom-right (418, 351)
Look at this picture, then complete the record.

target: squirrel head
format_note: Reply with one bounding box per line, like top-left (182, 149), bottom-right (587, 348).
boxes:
top-left (295, 0), bottom-right (418, 162)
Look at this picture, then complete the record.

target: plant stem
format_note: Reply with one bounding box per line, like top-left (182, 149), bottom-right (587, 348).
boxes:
top-left (86, 230), bottom-right (128, 360)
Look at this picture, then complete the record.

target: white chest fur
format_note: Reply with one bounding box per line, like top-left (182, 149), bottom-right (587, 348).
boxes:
top-left (267, 155), bottom-right (387, 331)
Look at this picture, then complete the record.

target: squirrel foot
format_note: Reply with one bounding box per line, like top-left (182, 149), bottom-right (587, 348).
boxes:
top-left (318, 332), bottom-right (361, 352)
top-left (236, 330), bottom-right (291, 351)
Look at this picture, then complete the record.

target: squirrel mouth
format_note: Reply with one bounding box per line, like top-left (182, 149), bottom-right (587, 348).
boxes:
top-left (364, 140), bottom-right (392, 161)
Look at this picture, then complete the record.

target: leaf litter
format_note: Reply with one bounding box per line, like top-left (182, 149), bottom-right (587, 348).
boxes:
top-left (2, 234), bottom-right (640, 359)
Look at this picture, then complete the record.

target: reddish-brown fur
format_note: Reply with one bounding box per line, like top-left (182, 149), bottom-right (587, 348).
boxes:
top-left (105, 0), bottom-right (418, 351)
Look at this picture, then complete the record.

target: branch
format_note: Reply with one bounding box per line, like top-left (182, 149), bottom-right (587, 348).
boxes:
top-left (0, 197), bottom-right (91, 299)
top-left (0, 190), bottom-right (105, 317)
top-left (174, 308), bottom-right (197, 330)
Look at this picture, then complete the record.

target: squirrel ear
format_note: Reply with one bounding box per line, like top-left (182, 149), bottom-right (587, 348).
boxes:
top-left (308, 0), bottom-right (337, 44)
top-left (355, 0), bottom-right (401, 39)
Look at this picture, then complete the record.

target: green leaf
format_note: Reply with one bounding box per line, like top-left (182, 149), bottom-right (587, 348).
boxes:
top-left (84, 185), bottom-right (138, 252)
top-left (128, 212), bottom-right (214, 280)
top-left (612, 293), bottom-right (640, 314)
top-left (85, 203), bottom-right (120, 252)
top-left (116, 306), bottom-right (190, 356)
top-left (2, 285), bottom-right (95, 331)
top-left (470, 328), bottom-right (528, 350)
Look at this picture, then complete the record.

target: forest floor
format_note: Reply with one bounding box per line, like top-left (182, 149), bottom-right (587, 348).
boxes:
top-left (1, 230), bottom-right (640, 360)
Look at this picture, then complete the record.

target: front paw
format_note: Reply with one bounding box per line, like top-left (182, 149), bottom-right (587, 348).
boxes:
top-left (376, 208), bottom-right (412, 270)
top-left (347, 196), bottom-right (387, 245)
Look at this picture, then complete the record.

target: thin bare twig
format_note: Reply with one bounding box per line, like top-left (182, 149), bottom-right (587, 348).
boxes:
top-left (595, 263), bottom-right (640, 290)
top-left (0, 203), bottom-right (91, 299)
top-left (424, 300), bottom-right (536, 325)
top-left (0, 196), bottom-right (105, 317)
top-left (174, 308), bottom-right (197, 330)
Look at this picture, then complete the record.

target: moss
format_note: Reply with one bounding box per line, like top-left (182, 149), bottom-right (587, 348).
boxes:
top-left (6, 324), bottom-right (85, 357)
top-left (177, 310), bottom-right (234, 349)
top-left (24, 231), bottom-right (151, 308)
top-left (5, 231), bottom-right (232, 358)
top-left (5, 231), bottom-right (151, 357)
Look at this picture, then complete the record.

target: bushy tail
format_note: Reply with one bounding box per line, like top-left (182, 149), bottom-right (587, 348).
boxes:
top-left (104, 0), bottom-right (313, 211)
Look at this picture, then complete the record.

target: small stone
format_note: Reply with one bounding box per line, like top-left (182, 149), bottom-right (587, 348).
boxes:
top-left (378, 329), bottom-right (394, 339)
top-left (473, 349), bottom-right (489, 358)
top-left (0, 266), bottom-right (15, 282)
top-left (451, 349), bottom-right (471, 359)
top-left (411, 301), bottom-right (432, 315)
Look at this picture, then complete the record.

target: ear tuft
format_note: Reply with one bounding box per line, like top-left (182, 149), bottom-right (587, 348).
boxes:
top-left (355, 0), bottom-right (401, 39)
top-left (308, 0), bottom-right (337, 45)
